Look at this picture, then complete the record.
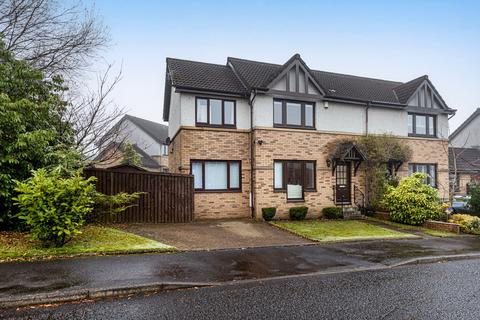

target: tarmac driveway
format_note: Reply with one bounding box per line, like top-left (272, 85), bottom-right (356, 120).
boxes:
top-left (117, 219), bottom-right (312, 250)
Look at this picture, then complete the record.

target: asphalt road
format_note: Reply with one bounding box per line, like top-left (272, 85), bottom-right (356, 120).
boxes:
top-left (3, 258), bottom-right (480, 320)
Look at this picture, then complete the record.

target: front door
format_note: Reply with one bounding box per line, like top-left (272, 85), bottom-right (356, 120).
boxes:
top-left (335, 162), bottom-right (351, 204)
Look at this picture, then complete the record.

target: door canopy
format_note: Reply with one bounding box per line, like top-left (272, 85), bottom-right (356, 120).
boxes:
top-left (329, 142), bottom-right (367, 176)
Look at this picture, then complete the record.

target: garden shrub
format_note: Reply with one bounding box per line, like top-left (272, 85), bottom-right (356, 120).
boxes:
top-left (262, 207), bottom-right (276, 221)
top-left (468, 184), bottom-right (480, 214)
top-left (289, 206), bottom-right (308, 221)
top-left (322, 207), bottom-right (343, 219)
top-left (14, 169), bottom-right (96, 247)
top-left (382, 173), bottom-right (440, 226)
top-left (449, 214), bottom-right (480, 235)
top-left (88, 192), bottom-right (142, 223)
top-left (356, 135), bottom-right (412, 210)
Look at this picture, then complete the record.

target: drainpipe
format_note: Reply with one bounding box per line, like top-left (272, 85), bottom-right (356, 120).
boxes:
top-left (365, 101), bottom-right (370, 135)
top-left (364, 101), bottom-right (371, 207)
top-left (249, 89), bottom-right (257, 219)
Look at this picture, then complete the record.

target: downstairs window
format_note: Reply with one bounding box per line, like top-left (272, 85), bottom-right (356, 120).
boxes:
top-left (191, 160), bottom-right (241, 192)
top-left (274, 160), bottom-right (316, 200)
top-left (408, 163), bottom-right (437, 187)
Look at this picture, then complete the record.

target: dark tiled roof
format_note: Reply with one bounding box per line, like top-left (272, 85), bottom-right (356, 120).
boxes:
top-left (124, 115), bottom-right (168, 144)
top-left (100, 115), bottom-right (168, 147)
top-left (95, 142), bottom-right (161, 169)
top-left (313, 70), bottom-right (401, 103)
top-left (166, 58), bottom-right (247, 96)
top-left (229, 57), bottom-right (403, 103)
top-left (165, 55), bottom-right (453, 116)
top-left (393, 75), bottom-right (428, 104)
top-left (450, 108), bottom-right (480, 140)
top-left (449, 147), bottom-right (480, 172)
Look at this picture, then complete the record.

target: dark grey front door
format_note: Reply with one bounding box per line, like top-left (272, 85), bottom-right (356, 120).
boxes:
top-left (335, 163), bottom-right (351, 204)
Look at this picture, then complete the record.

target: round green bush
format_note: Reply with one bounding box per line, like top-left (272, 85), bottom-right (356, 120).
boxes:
top-left (14, 169), bottom-right (96, 247)
top-left (468, 184), bottom-right (480, 214)
top-left (383, 173), bottom-right (440, 225)
top-left (289, 206), bottom-right (308, 220)
top-left (322, 207), bottom-right (343, 219)
top-left (262, 207), bottom-right (277, 221)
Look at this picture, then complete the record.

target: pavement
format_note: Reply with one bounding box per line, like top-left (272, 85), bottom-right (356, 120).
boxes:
top-left (2, 234), bottom-right (480, 308)
top-left (3, 258), bottom-right (480, 319)
top-left (0, 245), bottom-right (374, 307)
top-left (116, 219), bottom-right (313, 250)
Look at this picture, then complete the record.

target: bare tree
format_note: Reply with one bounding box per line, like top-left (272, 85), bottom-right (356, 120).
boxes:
top-left (65, 64), bottom-right (126, 158)
top-left (0, 0), bottom-right (109, 79)
top-left (0, 0), bottom-right (128, 158)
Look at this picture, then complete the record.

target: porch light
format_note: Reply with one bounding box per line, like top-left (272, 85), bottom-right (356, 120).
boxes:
top-left (326, 159), bottom-right (331, 167)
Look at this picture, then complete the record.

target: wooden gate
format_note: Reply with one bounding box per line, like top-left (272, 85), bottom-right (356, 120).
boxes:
top-left (85, 168), bottom-right (194, 223)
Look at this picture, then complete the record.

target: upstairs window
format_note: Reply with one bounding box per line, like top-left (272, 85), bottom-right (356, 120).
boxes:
top-left (273, 99), bottom-right (315, 129)
top-left (196, 98), bottom-right (236, 127)
top-left (408, 163), bottom-right (437, 187)
top-left (408, 113), bottom-right (436, 137)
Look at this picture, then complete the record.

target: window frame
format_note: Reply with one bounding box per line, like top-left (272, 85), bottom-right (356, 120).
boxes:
top-left (408, 163), bottom-right (437, 188)
top-left (273, 160), bottom-right (317, 195)
top-left (195, 97), bottom-right (237, 128)
top-left (190, 159), bottom-right (242, 192)
top-left (408, 113), bottom-right (436, 138)
top-left (273, 99), bottom-right (316, 130)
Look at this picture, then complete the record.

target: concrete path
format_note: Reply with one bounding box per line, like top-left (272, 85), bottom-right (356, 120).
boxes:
top-left (117, 219), bottom-right (313, 250)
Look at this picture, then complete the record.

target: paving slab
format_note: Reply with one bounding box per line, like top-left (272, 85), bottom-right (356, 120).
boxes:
top-left (116, 219), bottom-right (313, 250)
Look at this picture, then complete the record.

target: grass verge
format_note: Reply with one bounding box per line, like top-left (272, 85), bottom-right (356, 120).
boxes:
top-left (0, 225), bottom-right (175, 262)
top-left (271, 220), bottom-right (417, 242)
top-left (368, 218), bottom-right (457, 238)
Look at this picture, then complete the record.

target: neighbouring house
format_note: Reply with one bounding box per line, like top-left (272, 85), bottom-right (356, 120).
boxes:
top-left (449, 108), bottom-right (480, 195)
top-left (163, 54), bottom-right (455, 220)
top-left (95, 114), bottom-right (169, 172)
top-left (449, 147), bottom-right (480, 195)
top-left (450, 108), bottom-right (480, 149)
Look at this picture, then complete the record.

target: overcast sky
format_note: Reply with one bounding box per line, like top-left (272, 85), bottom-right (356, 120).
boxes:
top-left (90, 0), bottom-right (480, 131)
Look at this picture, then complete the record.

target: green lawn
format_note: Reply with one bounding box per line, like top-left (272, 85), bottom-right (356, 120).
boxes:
top-left (368, 218), bottom-right (457, 238)
top-left (271, 220), bottom-right (418, 242)
top-left (0, 225), bottom-right (175, 262)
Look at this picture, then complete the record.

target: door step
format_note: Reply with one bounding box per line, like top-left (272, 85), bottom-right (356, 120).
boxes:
top-left (342, 207), bottom-right (367, 220)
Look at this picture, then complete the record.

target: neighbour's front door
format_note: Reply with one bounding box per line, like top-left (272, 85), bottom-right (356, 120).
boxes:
top-left (335, 162), bottom-right (351, 204)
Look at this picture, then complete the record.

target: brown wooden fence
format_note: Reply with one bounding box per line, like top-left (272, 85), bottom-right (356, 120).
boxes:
top-left (85, 168), bottom-right (194, 223)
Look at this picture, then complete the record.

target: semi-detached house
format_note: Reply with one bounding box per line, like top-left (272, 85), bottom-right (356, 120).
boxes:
top-left (163, 54), bottom-right (455, 220)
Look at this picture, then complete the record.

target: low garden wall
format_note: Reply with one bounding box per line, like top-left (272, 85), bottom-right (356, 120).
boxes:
top-left (423, 220), bottom-right (460, 234)
top-left (373, 212), bottom-right (460, 234)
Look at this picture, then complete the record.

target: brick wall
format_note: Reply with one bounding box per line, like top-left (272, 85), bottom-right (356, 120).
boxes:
top-left (252, 128), bottom-right (366, 220)
top-left (170, 127), bottom-right (450, 220)
top-left (397, 138), bottom-right (450, 200)
top-left (169, 127), bottom-right (251, 219)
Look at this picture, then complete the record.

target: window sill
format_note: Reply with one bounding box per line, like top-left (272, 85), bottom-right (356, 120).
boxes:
top-left (196, 123), bottom-right (237, 129)
top-left (408, 134), bottom-right (437, 138)
top-left (195, 190), bottom-right (242, 194)
top-left (273, 125), bottom-right (316, 130)
top-left (274, 189), bottom-right (316, 193)
top-left (287, 199), bottom-right (305, 203)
